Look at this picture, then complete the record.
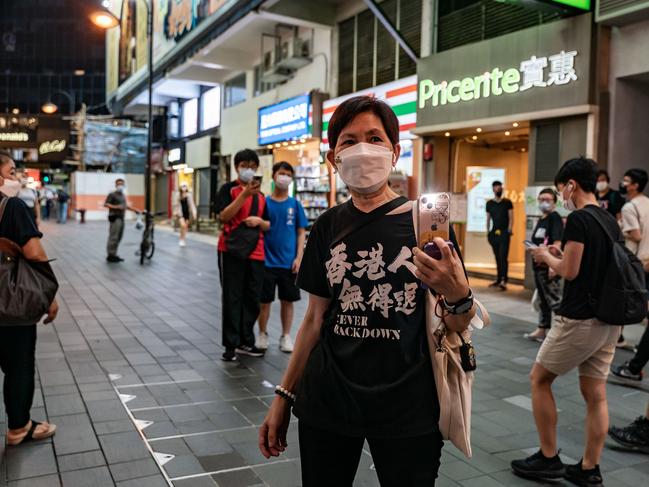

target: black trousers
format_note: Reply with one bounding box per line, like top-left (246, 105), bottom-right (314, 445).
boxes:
top-left (628, 273), bottom-right (649, 373)
top-left (218, 251), bottom-right (265, 350)
top-left (298, 421), bottom-right (444, 487)
top-left (488, 231), bottom-right (510, 283)
top-left (534, 268), bottom-right (553, 328)
top-left (0, 325), bottom-right (37, 429)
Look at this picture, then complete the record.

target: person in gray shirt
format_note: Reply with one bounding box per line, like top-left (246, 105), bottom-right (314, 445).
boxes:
top-left (104, 178), bottom-right (139, 263)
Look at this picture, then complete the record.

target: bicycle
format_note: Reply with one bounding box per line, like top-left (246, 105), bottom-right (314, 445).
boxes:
top-left (138, 210), bottom-right (165, 265)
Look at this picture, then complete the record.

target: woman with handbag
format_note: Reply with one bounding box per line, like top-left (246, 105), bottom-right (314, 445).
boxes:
top-left (0, 152), bottom-right (59, 445)
top-left (176, 183), bottom-right (197, 247)
top-left (258, 97), bottom-right (477, 486)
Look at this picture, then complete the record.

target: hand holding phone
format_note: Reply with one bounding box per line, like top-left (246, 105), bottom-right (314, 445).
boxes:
top-left (523, 240), bottom-right (538, 249)
top-left (423, 241), bottom-right (455, 260)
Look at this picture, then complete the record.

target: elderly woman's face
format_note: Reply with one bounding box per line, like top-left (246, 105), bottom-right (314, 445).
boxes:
top-left (332, 112), bottom-right (399, 158)
top-left (0, 159), bottom-right (17, 180)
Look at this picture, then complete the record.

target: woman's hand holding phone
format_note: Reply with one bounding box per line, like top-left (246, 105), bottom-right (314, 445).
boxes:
top-left (413, 237), bottom-right (469, 302)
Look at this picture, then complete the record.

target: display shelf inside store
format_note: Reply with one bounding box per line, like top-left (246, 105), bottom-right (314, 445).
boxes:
top-left (295, 164), bottom-right (330, 229)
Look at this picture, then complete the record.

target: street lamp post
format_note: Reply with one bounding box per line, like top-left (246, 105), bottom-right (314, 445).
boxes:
top-left (42, 90), bottom-right (76, 115)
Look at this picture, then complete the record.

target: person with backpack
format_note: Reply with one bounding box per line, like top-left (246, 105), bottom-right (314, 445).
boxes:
top-left (511, 157), bottom-right (646, 486)
top-left (56, 188), bottom-right (70, 224)
top-left (256, 161), bottom-right (308, 354)
top-left (217, 149), bottom-right (269, 362)
top-left (0, 152), bottom-right (59, 446)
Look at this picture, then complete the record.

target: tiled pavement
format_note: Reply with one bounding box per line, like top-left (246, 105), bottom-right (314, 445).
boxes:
top-left (1, 220), bottom-right (648, 487)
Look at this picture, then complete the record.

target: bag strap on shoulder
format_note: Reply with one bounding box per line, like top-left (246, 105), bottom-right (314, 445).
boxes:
top-left (582, 206), bottom-right (623, 245)
top-left (331, 196), bottom-right (408, 248)
top-left (0, 196), bottom-right (9, 226)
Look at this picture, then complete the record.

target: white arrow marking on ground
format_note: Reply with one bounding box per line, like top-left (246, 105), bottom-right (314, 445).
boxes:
top-left (108, 373), bottom-right (122, 381)
top-left (261, 380), bottom-right (274, 388)
top-left (153, 452), bottom-right (175, 466)
top-left (134, 419), bottom-right (153, 430)
top-left (119, 394), bottom-right (136, 404)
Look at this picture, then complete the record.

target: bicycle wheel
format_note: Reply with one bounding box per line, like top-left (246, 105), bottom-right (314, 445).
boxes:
top-left (146, 240), bottom-right (155, 259)
top-left (140, 240), bottom-right (147, 265)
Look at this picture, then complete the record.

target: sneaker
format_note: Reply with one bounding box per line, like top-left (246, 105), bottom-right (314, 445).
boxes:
top-left (564, 461), bottom-right (603, 487)
top-left (106, 255), bottom-right (122, 263)
top-left (221, 349), bottom-right (237, 362)
top-left (610, 362), bottom-right (643, 381)
top-left (488, 280), bottom-right (501, 288)
top-left (608, 416), bottom-right (649, 453)
top-left (279, 334), bottom-right (294, 353)
top-left (511, 449), bottom-right (565, 482)
top-left (498, 282), bottom-right (508, 291)
top-left (235, 345), bottom-right (265, 357)
top-left (524, 328), bottom-right (546, 343)
top-left (256, 332), bottom-right (269, 351)
top-left (616, 334), bottom-right (628, 348)
top-left (179, 239), bottom-right (186, 247)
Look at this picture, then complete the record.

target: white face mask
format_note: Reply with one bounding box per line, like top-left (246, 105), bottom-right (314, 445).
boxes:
top-left (0, 179), bottom-right (21, 198)
top-left (538, 201), bottom-right (553, 213)
top-left (596, 181), bottom-right (608, 192)
top-left (334, 143), bottom-right (394, 194)
top-left (561, 184), bottom-right (577, 212)
top-left (239, 168), bottom-right (255, 183)
top-left (116, 185), bottom-right (126, 194)
top-left (275, 174), bottom-right (292, 190)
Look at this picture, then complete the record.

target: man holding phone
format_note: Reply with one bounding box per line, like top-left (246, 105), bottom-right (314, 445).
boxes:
top-left (217, 149), bottom-right (270, 361)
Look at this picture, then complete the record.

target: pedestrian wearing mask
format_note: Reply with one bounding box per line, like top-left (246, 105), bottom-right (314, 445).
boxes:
top-left (512, 157), bottom-right (623, 487)
top-left (524, 189), bottom-right (564, 342)
top-left (175, 183), bottom-right (197, 247)
top-left (486, 180), bottom-right (513, 290)
top-left (256, 162), bottom-right (308, 353)
top-left (0, 152), bottom-right (59, 446)
top-left (596, 169), bottom-right (623, 220)
top-left (104, 178), bottom-right (139, 263)
top-left (15, 170), bottom-right (40, 228)
top-left (216, 149), bottom-right (270, 361)
top-left (258, 96), bottom-right (477, 486)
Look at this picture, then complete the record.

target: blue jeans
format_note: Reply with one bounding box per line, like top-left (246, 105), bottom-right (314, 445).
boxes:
top-left (57, 202), bottom-right (68, 223)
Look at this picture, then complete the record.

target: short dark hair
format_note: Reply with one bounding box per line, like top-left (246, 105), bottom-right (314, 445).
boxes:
top-left (625, 168), bottom-right (648, 192)
top-left (115, 178), bottom-right (125, 185)
top-left (492, 181), bottom-right (503, 187)
top-left (554, 157), bottom-right (597, 193)
top-left (539, 187), bottom-right (558, 203)
top-left (0, 150), bottom-right (13, 167)
top-left (234, 149), bottom-right (259, 167)
top-left (327, 96), bottom-right (399, 149)
top-left (596, 169), bottom-right (610, 182)
top-left (272, 161), bottom-right (294, 177)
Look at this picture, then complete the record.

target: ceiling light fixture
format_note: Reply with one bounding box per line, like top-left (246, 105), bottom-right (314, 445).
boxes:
top-left (505, 131), bottom-right (511, 136)
top-left (444, 132), bottom-right (450, 137)
top-left (476, 127), bottom-right (482, 133)
top-left (512, 122), bottom-right (519, 128)
top-left (472, 135), bottom-right (478, 140)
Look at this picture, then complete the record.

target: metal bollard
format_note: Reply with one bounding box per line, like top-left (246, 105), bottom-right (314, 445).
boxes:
top-left (78, 209), bottom-right (86, 224)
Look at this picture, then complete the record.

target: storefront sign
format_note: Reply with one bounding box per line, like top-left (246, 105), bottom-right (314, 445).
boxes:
top-left (258, 94), bottom-right (311, 146)
top-left (415, 14), bottom-right (592, 130)
top-left (0, 131), bottom-right (30, 142)
top-left (419, 50), bottom-right (578, 109)
top-left (466, 167), bottom-right (505, 233)
top-left (37, 124), bottom-right (69, 162)
top-left (168, 147), bottom-right (182, 164)
top-left (39, 139), bottom-right (66, 155)
top-left (322, 75), bottom-right (417, 147)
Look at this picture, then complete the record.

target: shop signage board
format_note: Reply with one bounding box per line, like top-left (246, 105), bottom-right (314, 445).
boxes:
top-left (37, 126), bottom-right (70, 162)
top-left (322, 75), bottom-right (417, 148)
top-left (0, 129), bottom-right (37, 148)
top-left (258, 94), bottom-right (311, 146)
top-left (466, 167), bottom-right (505, 233)
top-left (416, 14), bottom-right (592, 130)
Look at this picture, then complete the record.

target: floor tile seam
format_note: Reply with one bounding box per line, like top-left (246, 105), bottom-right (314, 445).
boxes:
top-left (168, 457), bottom-right (298, 482)
top-left (129, 394), bottom-right (276, 412)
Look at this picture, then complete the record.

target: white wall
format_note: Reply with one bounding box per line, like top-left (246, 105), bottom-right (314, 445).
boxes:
top-left (72, 172), bottom-right (144, 221)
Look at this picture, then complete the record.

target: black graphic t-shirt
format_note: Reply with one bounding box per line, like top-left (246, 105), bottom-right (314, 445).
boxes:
top-left (296, 199), bottom-right (460, 438)
top-left (486, 198), bottom-right (513, 232)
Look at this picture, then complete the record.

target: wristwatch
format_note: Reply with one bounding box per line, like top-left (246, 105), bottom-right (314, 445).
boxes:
top-left (442, 290), bottom-right (474, 315)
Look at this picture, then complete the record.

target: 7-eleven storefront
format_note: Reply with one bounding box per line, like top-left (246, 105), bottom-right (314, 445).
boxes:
top-left (322, 75), bottom-right (421, 200)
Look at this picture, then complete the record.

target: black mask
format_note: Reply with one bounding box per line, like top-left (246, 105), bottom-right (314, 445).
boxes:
top-left (495, 190), bottom-right (503, 198)
top-left (619, 183), bottom-right (628, 195)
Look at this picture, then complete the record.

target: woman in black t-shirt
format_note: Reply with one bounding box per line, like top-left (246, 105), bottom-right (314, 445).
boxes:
top-left (0, 152), bottom-right (59, 446)
top-left (525, 188), bottom-right (564, 342)
top-left (258, 98), bottom-right (476, 486)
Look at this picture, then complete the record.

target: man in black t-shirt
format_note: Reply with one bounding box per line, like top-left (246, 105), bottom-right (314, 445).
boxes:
top-left (512, 158), bottom-right (621, 487)
top-left (486, 180), bottom-right (513, 290)
top-left (104, 178), bottom-right (139, 263)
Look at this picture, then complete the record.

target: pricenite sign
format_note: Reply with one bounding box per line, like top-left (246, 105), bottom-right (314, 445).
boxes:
top-left (322, 75), bottom-right (417, 149)
top-left (419, 50), bottom-right (579, 109)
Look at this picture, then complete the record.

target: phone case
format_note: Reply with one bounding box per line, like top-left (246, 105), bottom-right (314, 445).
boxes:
top-left (417, 193), bottom-right (451, 248)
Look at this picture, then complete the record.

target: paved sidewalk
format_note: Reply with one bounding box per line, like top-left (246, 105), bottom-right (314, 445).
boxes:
top-left (1, 221), bottom-right (648, 486)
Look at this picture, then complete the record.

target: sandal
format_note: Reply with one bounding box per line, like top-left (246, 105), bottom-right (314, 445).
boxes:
top-left (7, 420), bottom-right (57, 446)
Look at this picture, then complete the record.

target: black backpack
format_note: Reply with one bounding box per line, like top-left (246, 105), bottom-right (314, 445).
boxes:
top-left (583, 206), bottom-right (648, 325)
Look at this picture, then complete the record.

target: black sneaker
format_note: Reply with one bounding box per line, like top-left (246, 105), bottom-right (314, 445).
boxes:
top-left (488, 280), bottom-right (501, 288)
top-left (221, 349), bottom-right (237, 362)
top-left (564, 461), bottom-right (603, 487)
top-left (498, 282), bottom-right (508, 291)
top-left (608, 416), bottom-right (649, 453)
top-left (511, 449), bottom-right (565, 482)
top-left (235, 345), bottom-right (265, 357)
top-left (106, 255), bottom-right (121, 263)
top-left (610, 362), bottom-right (643, 381)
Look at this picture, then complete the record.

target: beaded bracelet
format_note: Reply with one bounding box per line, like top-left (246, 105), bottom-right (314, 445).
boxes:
top-left (274, 385), bottom-right (296, 404)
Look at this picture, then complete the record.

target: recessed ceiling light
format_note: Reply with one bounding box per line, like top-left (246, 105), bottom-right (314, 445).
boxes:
top-left (512, 122), bottom-right (519, 128)
top-left (472, 135), bottom-right (478, 140)
top-left (505, 131), bottom-right (511, 136)
top-left (521, 148), bottom-right (527, 152)
top-left (444, 132), bottom-right (450, 137)
top-left (476, 127), bottom-right (482, 133)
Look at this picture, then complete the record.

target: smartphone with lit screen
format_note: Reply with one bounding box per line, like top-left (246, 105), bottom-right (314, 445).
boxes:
top-left (417, 192), bottom-right (451, 248)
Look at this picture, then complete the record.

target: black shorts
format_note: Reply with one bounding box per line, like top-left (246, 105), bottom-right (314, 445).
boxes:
top-left (261, 267), bottom-right (300, 303)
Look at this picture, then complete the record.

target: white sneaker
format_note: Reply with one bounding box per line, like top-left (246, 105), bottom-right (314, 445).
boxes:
top-left (179, 239), bottom-right (186, 247)
top-left (279, 334), bottom-right (294, 353)
top-left (256, 332), bottom-right (269, 351)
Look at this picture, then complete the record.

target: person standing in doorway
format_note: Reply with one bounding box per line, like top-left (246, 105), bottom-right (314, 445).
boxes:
top-left (596, 169), bottom-right (624, 220)
top-left (217, 149), bottom-right (270, 361)
top-left (486, 180), bottom-right (513, 290)
top-left (104, 178), bottom-right (139, 263)
top-left (512, 157), bottom-right (622, 487)
top-left (176, 183), bottom-right (197, 247)
top-left (256, 162), bottom-right (308, 354)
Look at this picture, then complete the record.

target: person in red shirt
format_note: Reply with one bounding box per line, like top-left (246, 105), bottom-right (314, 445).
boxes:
top-left (217, 149), bottom-right (270, 361)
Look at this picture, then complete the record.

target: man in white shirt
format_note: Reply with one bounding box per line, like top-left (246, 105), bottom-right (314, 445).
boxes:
top-left (620, 169), bottom-right (649, 266)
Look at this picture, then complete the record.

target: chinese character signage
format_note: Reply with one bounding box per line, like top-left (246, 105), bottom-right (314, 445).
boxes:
top-left (416, 14), bottom-right (592, 129)
top-left (258, 94), bottom-right (311, 146)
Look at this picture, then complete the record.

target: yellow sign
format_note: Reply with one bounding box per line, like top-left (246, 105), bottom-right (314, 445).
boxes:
top-left (39, 139), bottom-right (67, 155)
top-left (0, 132), bottom-right (29, 142)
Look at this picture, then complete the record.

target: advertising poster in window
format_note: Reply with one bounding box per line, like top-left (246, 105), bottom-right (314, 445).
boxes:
top-left (466, 167), bottom-right (505, 232)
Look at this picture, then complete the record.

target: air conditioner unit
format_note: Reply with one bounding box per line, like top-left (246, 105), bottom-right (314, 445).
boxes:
top-left (261, 46), bottom-right (293, 84)
top-left (276, 37), bottom-right (312, 71)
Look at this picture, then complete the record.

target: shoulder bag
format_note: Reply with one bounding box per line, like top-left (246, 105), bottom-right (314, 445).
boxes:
top-left (226, 194), bottom-right (262, 259)
top-left (410, 201), bottom-right (491, 459)
top-left (0, 197), bottom-right (59, 326)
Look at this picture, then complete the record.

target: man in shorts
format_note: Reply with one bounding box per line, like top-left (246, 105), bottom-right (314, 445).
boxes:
top-left (511, 158), bottom-right (622, 486)
top-left (256, 162), bottom-right (307, 353)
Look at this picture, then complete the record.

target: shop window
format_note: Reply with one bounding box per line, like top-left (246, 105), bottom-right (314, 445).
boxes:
top-left (182, 98), bottom-right (198, 137)
top-left (356, 9), bottom-right (374, 91)
top-left (253, 65), bottom-right (275, 97)
top-left (376, 0), bottom-right (397, 86)
top-left (200, 86), bottom-right (221, 131)
top-left (534, 122), bottom-right (560, 182)
top-left (168, 101), bottom-right (179, 138)
top-left (224, 73), bottom-right (247, 108)
top-left (398, 0), bottom-right (422, 77)
top-left (337, 17), bottom-right (355, 95)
